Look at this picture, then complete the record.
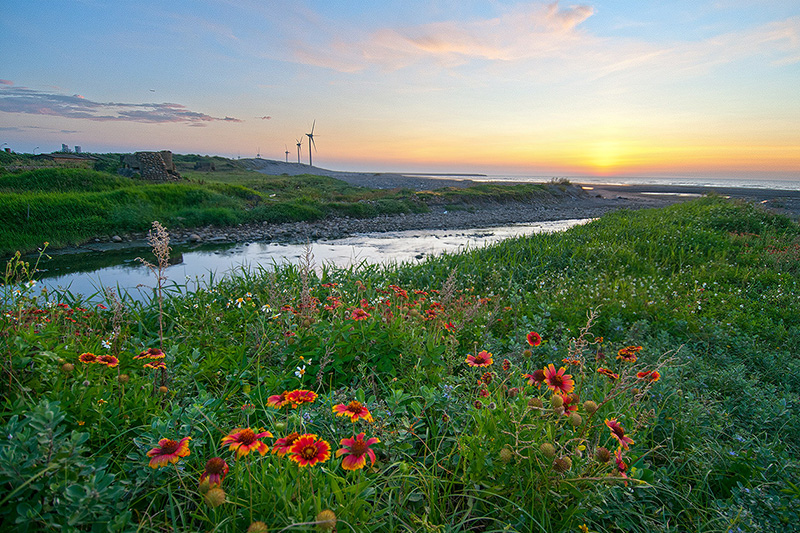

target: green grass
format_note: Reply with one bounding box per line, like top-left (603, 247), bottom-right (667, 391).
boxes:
top-left (0, 159), bottom-right (582, 256)
top-left (2, 196), bottom-right (797, 532)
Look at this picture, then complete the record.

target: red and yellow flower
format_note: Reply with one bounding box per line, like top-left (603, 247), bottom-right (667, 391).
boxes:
top-left (143, 360), bottom-right (167, 370)
top-left (336, 433), bottom-right (379, 471)
top-left (221, 428), bottom-right (273, 459)
top-left (79, 352), bottom-right (97, 364)
top-left (350, 308), bottom-right (371, 321)
top-left (267, 391), bottom-right (290, 409)
top-left (597, 367), bottom-right (620, 380)
top-left (560, 393), bottom-right (578, 416)
top-left (288, 433), bottom-right (331, 467)
top-left (616, 346), bottom-right (641, 363)
top-left (272, 432), bottom-right (301, 457)
top-left (605, 418), bottom-right (634, 450)
top-left (97, 354), bottom-right (119, 368)
top-left (332, 400), bottom-right (374, 423)
top-left (146, 436), bottom-right (191, 468)
top-left (614, 447), bottom-right (628, 482)
top-left (523, 368), bottom-right (546, 387)
top-left (636, 370), bottom-right (661, 382)
top-left (526, 331), bottom-right (542, 347)
top-left (199, 457), bottom-right (229, 487)
top-left (465, 350), bottom-right (493, 368)
top-left (286, 389), bottom-right (318, 408)
top-left (543, 364), bottom-right (575, 395)
top-left (135, 347), bottom-right (166, 360)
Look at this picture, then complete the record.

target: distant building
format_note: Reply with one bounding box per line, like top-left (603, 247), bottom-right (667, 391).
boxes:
top-left (61, 144), bottom-right (70, 153)
top-left (74, 146), bottom-right (82, 154)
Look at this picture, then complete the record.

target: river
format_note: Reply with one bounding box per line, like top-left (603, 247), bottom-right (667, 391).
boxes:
top-left (27, 219), bottom-right (589, 302)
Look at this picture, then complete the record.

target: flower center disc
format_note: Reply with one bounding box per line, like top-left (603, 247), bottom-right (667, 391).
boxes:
top-left (239, 429), bottom-right (256, 445)
top-left (301, 445), bottom-right (317, 459)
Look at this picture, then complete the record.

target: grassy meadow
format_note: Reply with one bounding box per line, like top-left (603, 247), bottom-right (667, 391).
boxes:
top-left (1, 195), bottom-right (798, 532)
top-left (0, 154), bottom-right (571, 256)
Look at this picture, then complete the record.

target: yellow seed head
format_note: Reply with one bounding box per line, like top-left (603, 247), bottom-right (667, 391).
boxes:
top-left (569, 412), bottom-right (583, 427)
top-left (118, 373), bottom-right (130, 384)
top-left (204, 487), bottom-right (226, 508)
top-left (528, 397), bottom-right (543, 409)
top-left (540, 442), bottom-right (556, 458)
top-left (583, 400), bottom-right (598, 414)
top-left (158, 386), bottom-right (169, 395)
top-left (61, 363), bottom-right (74, 373)
top-left (247, 521), bottom-right (269, 533)
top-left (316, 509), bottom-right (337, 531)
top-left (499, 447), bottom-right (514, 464)
top-left (550, 394), bottom-right (564, 408)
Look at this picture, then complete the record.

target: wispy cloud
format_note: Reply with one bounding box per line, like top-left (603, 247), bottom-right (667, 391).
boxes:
top-left (0, 85), bottom-right (242, 125)
top-left (0, 79), bottom-right (13, 86)
top-left (289, 1), bottom-right (799, 81)
top-left (291, 2), bottom-right (596, 72)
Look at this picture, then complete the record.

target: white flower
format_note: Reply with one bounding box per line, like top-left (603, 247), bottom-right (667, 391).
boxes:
top-left (101, 339), bottom-right (112, 350)
top-left (294, 365), bottom-right (306, 378)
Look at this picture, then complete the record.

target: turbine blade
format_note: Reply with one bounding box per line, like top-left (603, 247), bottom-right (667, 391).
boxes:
top-left (311, 120), bottom-right (315, 134)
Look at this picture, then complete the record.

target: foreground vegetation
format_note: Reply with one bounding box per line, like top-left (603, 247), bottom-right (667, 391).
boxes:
top-left (2, 197), bottom-right (799, 532)
top-left (0, 154), bottom-right (572, 255)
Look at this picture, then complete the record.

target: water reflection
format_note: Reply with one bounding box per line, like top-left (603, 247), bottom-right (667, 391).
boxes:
top-left (35, 219), bottom-right (589, 300)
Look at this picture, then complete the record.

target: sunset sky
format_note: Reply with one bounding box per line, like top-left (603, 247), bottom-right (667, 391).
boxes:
top-left (2, 1), bottom-right (799, 179)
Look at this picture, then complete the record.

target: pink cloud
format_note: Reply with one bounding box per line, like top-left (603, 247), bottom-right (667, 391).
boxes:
top-left (0, 79), bottom-right (13, 86)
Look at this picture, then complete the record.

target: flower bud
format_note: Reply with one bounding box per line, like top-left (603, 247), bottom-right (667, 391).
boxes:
top-left (158, 386), bottom-right (169, 395)
top-left (198, 478), bottom-right (212, 495)
top-left (569, 412), bottom-right (583, 427)
top-left (528, 397), bottom-right (543, 409)
top-left (550, 395), bottom-right (564, 408)
top-left (473, 400), bottom-right (483, 410)
top-left (583, 400), bottom-right (598, 414)
top-left (508, 387), bottom-right (520, 398)
top-left (61, 363), bottom-right (74, 373)
top-left (540, 442), bottom-right (556, 458)
top-left (552, 456), bottom-right (572, 473)
top-left (595, 447), bottom-right (611, 463)
top-left (522, 349), bottom-right (533, 358)
top-left (204, 487), bottom-right (226, 508)
top-left (118, 374), bottom-right (130, 384)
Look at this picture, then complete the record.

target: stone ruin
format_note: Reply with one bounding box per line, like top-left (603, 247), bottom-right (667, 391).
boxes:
top-left (120, 151), bottom-right (181, 181)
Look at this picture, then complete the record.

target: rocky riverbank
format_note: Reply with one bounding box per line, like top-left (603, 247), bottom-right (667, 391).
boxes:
top-left (71, 168), bottom-right (799, 254)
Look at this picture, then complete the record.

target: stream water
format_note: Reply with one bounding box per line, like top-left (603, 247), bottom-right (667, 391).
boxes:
top-left (29, 219), bottom-right (589, 301)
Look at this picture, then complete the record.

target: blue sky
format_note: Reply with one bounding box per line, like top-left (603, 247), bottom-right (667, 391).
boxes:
top-left (1, 0), bottom-right (799, 178)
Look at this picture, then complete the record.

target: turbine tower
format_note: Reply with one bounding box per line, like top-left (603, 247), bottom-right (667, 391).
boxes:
top-left (285, 145), bottom-right (290, 163)
top-left (305, 120), bottom-right (317, 167)
top-left (296, 138), bottom-right (302, 163)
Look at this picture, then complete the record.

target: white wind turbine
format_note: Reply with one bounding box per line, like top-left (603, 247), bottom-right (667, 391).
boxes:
top-left (305, 120), bottom-right (317, 166)
top-left (296, 138), bottom-right (302, 163)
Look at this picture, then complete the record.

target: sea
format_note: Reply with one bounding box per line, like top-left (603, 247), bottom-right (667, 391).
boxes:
top-left (412, 174), bottom-right (799, 191)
